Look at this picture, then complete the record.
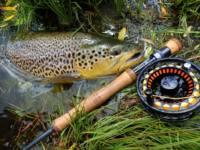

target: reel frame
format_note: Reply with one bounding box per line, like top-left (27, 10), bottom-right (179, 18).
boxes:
top-left (136, 58), bottom-right (200, 121)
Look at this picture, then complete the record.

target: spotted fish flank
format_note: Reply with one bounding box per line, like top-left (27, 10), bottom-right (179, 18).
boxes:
top-left (5, 32), bottom-right (144, 83)
top-left (5, 32), bottom-right (82, 78)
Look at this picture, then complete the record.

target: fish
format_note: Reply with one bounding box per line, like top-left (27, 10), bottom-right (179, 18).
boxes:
top-left (4, 31), bottom-right (144, 84)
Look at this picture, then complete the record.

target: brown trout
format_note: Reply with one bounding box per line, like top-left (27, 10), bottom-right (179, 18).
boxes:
top-left (4, 32), bottom-right (144, 83)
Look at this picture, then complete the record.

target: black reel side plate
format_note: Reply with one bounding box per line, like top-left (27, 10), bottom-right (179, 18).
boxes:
top-left (136, 58), bottom-right (200, 121)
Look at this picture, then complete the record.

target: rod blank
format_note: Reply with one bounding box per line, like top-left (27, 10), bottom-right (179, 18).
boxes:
top-left (21, 128), bottom-right (54, 150)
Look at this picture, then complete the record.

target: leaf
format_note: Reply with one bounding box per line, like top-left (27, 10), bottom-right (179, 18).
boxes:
top-left (194, 44), bottom-right (200, 50)
top-left (69, 143), bottom-right (76, 150)
top-left (118, 26), bottom-right (126, 41)
top-left (183, 25), bottom-right (193, 37)
top-left (4, 15), bottom-right (15, 21)
top-left (140, 38), bottom-right (154, 44)
top-left (160, 5), bottom-right (167, 16)
top-left (0, 6), bottom-right (16, 11)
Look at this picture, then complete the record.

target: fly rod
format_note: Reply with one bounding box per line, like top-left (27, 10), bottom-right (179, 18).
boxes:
top-left (21, 38), bottom-right (182, 150)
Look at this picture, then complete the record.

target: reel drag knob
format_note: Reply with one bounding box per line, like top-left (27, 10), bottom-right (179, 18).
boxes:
top-left (160, 76), bottom-right (179, 96)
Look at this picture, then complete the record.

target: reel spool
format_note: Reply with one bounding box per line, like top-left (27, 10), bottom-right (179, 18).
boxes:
top-left (136, 58), bottom-right (200, 121)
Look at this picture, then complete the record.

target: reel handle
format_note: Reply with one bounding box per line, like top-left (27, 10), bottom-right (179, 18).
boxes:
top-left (165, 38), bottom-right (182, 54)
top-left (52, 69), bottom-right (136, 132)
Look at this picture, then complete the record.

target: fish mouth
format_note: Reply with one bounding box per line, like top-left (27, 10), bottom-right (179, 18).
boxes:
top-left (128, 51), bottom-right (143, 62)
top-left (109, 51), bottom-right (144, 72)
top-left (118, 51), bottom-right (144, 72)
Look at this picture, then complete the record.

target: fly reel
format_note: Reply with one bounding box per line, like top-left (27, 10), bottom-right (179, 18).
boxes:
top-left (136, 58), bottom-right (200, 121)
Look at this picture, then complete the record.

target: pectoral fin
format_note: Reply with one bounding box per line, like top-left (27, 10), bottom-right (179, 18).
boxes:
top-left (51, 83), bottom-right (73, 93)
top-left (38, 76), bottom-right (83, 84)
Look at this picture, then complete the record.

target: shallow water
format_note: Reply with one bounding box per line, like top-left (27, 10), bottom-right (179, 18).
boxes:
top-left (0, 0), bottom-right (175, 149)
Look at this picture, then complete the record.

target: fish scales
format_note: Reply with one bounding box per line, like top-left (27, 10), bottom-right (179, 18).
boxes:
top-left (4, 32), bottom-right (144, 83)
top-left (5, 32), bottom-right (85, 78)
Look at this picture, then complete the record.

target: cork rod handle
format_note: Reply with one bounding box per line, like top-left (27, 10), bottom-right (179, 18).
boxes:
top-left (165, 38), bottom-right (182, 54)
top-left (52, 69), bottom-right (137, 132)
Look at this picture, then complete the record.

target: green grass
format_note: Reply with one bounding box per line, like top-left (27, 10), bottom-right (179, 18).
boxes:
top-left (114, 0), bottom-right (125, 15)
top-left (0, 0), bottom-right (126, 32)
top-left (137, 0), bottom-right (145, 13)
top-left (57, 100), bottom-right (200, 149)
top-left (173, 0), bottom-right (200, 18)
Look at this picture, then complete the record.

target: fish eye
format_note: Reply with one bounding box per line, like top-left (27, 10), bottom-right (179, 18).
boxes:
top-left (112, 48), bottom-right (121, 56)
top-left (113, 50), bottom-right (120, 55)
